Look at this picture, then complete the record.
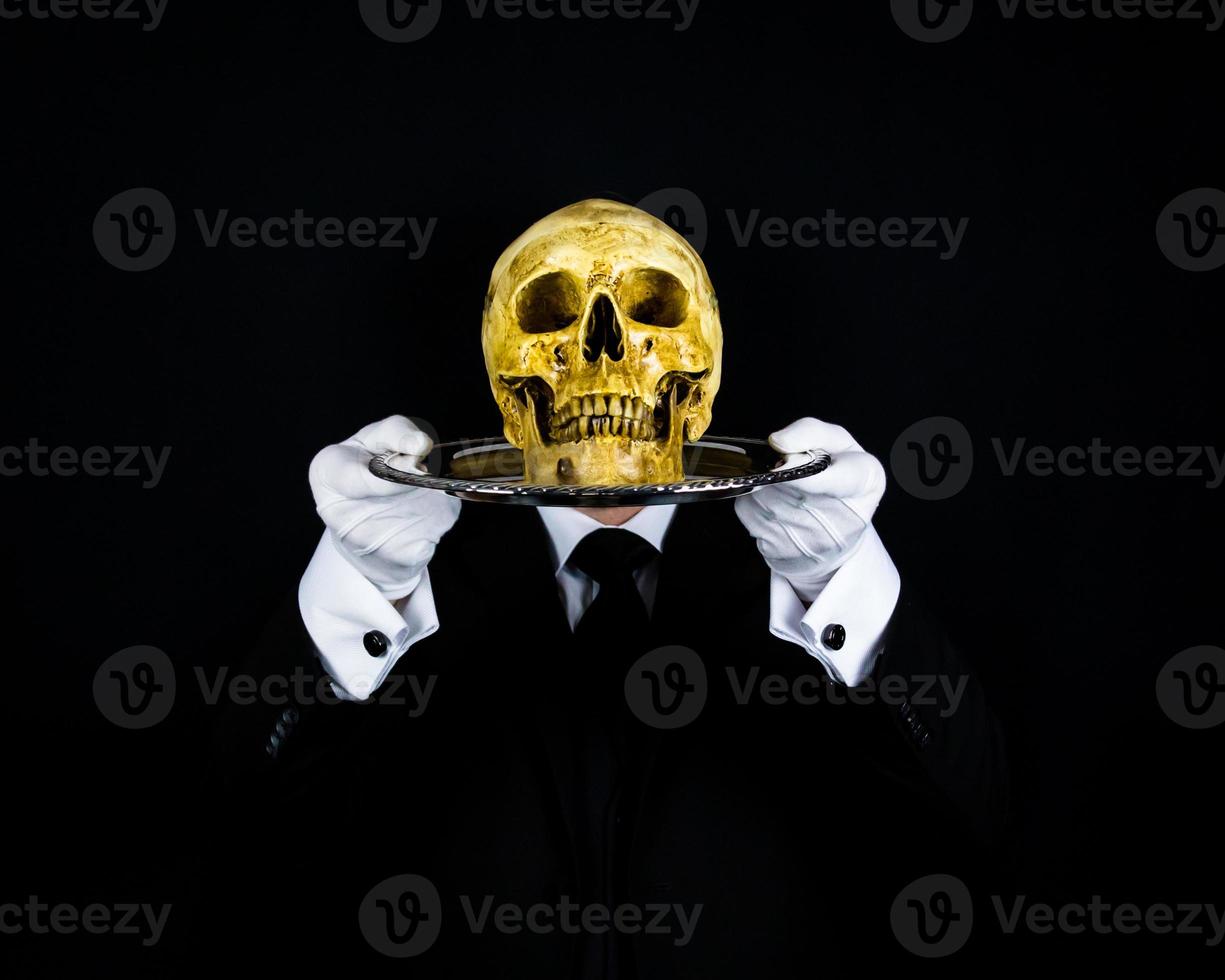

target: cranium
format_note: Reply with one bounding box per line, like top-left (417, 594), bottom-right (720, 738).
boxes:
top-left (482, 199), bottom-right (723, 485)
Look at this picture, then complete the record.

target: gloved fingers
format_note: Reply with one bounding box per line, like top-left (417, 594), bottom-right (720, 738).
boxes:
top-left (325, 530), bottom-right (422, 596)
top-left (775, 450), bottom-right (886, 508)
top-left (760, 521), bottom-right (827, 565)
top-left (327, 477), bottom-right (461, 537)
top-left (746, 518), bottom-right (832, 577)
top-left (768, 417), bottom-right (864, 457)
top-left (757, 545), bottom-right (838, 582)
top-left (310, 442), bottom-right (427, 503)
top-left (326, 493), bottom-right (416, 542)
top-left (344, 517), bottom-right (440, 563)
top-left (348, 415), bottom-right (435, 458)
top-left (751, 490), bottom-right (864, 552)
top-left (736, 490), bottom-right (818, 558)
top-left (733, 485), bottom-right (783, 533)
top-left (773, 451), bottom-right (813, 473)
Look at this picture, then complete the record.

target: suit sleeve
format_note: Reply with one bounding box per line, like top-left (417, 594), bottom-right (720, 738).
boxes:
top-left (205, 590), bottom-right (369, 799)
top-left (842, 585), bottom-right (1012, 848)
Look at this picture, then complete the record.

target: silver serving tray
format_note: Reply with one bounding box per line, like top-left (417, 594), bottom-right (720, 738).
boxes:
top-left (368, 436), bottom-right (832, 507)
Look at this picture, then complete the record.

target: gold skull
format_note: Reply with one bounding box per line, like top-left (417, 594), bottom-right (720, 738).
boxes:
top-left (482, 199), bottom-right (723, 485)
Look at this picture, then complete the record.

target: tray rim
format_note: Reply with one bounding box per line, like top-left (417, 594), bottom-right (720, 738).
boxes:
top-left (367, 435), bottom-right (832, 507)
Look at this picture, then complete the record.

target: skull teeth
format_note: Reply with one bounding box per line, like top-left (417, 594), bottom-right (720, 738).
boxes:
top-left (556, 394), bottom-right (648, 423)
top-left (549, 392), bottom-right (657, 442)
top-left (551, 396), bottom-right (656, 443)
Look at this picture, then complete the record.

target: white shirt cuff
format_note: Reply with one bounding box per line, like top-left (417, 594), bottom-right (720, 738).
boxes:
top-left (297, 531), bottom-right (440, 701)
top-left (767, 525), bottom-right (901, 687)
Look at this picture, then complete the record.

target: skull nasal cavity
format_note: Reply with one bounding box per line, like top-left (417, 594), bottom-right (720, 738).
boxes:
top-left (582, 294), bottom-right (624, 363)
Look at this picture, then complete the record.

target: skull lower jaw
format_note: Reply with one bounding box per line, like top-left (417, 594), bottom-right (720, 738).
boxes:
top-left (513, 376), bottom-right (700, 485)
top-left (528, 435), bottom-right (683, 485)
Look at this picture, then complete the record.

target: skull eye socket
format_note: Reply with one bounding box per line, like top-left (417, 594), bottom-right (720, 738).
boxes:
top-left (516, 272), bottom-right (583, 333)
top-left (620, 268), bottom-right (690, 328)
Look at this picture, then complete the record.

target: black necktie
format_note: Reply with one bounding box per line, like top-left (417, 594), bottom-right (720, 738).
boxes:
top-left (565, 527), bottom-right (659, 980)
top-left (570, 527), bottom-right (659, 652)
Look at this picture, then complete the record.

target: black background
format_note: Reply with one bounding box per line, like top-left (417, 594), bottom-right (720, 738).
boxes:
top-left (2, 0), bottom-right (1222, 973)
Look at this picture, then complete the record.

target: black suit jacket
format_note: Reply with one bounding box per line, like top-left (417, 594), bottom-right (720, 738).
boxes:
top-left (203, 500), bottom-right (1009, 977)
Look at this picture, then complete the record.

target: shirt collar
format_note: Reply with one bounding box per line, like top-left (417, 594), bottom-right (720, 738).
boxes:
top-left (537, 504), bottom-right (677, 576)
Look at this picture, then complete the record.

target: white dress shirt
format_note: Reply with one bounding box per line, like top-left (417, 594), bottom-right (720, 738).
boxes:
top-left (299, 506), bottom-right (901, 701)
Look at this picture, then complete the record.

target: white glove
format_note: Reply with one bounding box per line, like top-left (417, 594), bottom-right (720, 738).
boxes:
top-left (308, 415), bottom-right (461, 600)
top-left (734, 417), bottom-right (887, 604)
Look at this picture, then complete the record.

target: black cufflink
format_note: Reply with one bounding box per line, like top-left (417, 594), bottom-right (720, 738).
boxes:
top-left (363, 630), bottom-right (389, 657)
top-left (821, 624), bottom-right (846, 651)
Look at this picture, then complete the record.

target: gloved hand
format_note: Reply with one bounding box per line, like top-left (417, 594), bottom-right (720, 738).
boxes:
top-left (734, 417), bottom-right (887, 604)
top-left (308, 415), bottom-right (461, 600)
